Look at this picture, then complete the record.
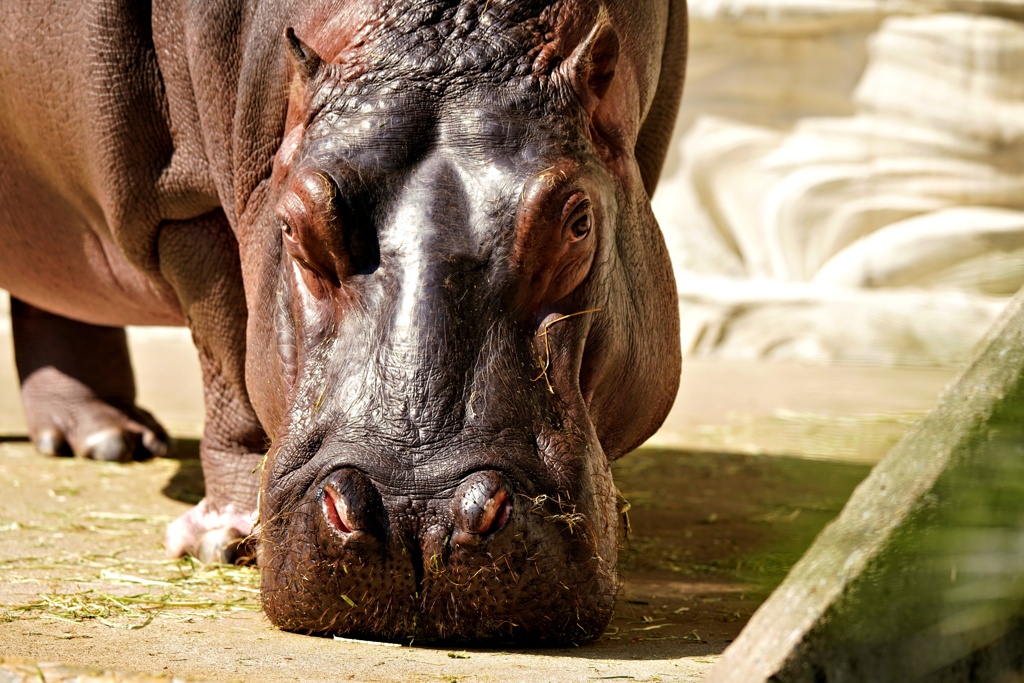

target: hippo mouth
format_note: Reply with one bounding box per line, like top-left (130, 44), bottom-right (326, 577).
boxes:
top-left (258, 445), bottom-right (620, 644)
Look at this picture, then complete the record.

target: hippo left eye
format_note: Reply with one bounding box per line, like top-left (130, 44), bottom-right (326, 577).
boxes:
top-left (565, 197), bottom-right (593, 241)
top-left (570, 213), bottom-right (592, 239)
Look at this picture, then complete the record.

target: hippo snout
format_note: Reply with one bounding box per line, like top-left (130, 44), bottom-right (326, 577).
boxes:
top-left (261, 459), bottom-right (618, 644)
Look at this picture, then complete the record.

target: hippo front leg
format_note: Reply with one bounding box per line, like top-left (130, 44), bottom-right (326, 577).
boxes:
top-left (157, 211), bottom-right (268, 564)
top-left (11, 298), bottom-right (170, 461)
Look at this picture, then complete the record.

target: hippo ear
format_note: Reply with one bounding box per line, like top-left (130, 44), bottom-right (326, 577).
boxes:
top-left (567, 19), bottom-right (620, 112)
top-left (284, 27), bottom-right (322, 81)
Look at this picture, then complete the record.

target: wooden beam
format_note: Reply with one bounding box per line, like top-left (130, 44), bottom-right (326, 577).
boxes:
top-left (708, 289), bottom-right (1024, 682)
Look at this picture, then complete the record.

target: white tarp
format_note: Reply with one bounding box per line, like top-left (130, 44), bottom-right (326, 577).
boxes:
top-left (656, 5), bottom-right (1024, 366)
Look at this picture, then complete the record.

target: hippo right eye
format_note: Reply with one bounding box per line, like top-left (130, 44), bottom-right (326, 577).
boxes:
top-left (275, 194), bottom-right (306, 245)
top-left (275, 181), bottom-right (346, 290)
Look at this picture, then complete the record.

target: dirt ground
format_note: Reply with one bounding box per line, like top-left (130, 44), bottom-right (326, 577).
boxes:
top-left (0, 439), bottom-right (869, 683)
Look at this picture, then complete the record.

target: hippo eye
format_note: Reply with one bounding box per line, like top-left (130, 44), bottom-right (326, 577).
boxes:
top-left (570, 213), bottom-right (592, 240)
top-left (565, 197), bottom-right (593, 241)
top-left (280, 220), bottom-right (295, 239)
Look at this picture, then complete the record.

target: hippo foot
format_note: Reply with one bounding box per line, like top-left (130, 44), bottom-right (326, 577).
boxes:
top-left (11, 298), bottom-right (169, 463)
top-left (164, 498), bottom-right (257, 565)
top-left (22, 378), bottom-right (169, 463)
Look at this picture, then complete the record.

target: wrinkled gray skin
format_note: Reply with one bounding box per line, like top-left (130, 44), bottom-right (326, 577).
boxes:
top-left (0, 0), bottom-right (685, 643)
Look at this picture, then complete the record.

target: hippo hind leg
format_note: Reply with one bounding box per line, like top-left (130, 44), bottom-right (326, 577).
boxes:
top-left (10, 297), bottom-right (169, 462)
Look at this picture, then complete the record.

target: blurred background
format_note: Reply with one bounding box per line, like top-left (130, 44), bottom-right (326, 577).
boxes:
top-left (653, 0), bottom-right (1024, 461)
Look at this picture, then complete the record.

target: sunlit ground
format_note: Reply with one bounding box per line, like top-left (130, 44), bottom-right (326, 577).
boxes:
top-left (0, 440), bottom-right (868, 682)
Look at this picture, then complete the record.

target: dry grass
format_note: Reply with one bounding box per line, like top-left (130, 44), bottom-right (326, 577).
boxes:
top-left (0, 554), bottom-right (260, 629)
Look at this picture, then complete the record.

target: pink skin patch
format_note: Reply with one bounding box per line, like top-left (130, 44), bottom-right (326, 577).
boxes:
top-left (163, 498), bottom-right (256, 560)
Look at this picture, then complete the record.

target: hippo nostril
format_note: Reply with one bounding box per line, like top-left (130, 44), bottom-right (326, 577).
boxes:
top-left (323, 486), bottom-right (354, 535)
top-left (475, 489), bottom-right (511, 535)
top-left (452, 471), bottom-right (514, 542)
top-left (319, 469), bottom-right (383, 539)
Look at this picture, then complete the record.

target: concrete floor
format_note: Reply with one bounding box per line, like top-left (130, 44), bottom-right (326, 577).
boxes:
top-left (0, 291), bottom-right (947, 681)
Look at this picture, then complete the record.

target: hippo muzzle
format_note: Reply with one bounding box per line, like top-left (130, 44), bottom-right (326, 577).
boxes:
top-left (261, 449), bottom-right (619, 643)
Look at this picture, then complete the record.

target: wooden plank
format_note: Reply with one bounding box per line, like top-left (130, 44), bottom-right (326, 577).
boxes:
top-left (707, 287), bottom-right (1024, 682)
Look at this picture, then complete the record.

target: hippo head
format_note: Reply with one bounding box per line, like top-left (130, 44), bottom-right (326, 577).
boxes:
top-left (244, 0), bottom-right (680, 645)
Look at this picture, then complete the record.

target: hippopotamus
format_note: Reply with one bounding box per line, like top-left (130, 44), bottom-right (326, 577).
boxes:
top-left (0, 0), bottom-right (685, 643)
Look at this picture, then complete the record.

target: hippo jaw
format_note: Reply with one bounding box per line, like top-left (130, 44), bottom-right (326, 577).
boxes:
top-left (257, 267), bottom-right (623, 643)
top-left (245, 1), bottom-right (680, 645)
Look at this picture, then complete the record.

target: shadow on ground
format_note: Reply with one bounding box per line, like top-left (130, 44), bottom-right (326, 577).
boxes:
top-left (161, 438), bottom-right (203, 505)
